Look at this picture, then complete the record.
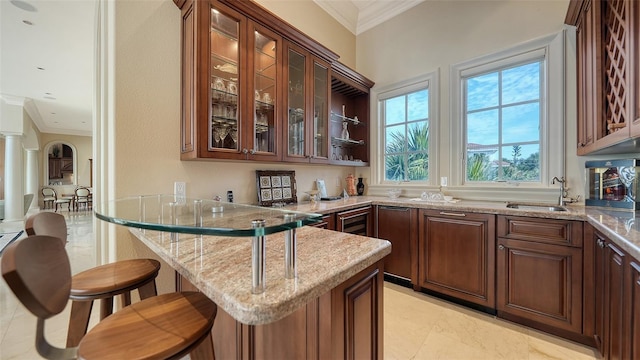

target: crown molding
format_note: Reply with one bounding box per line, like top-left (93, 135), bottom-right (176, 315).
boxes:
top-left (23, 97), bottom-right (91, 137)
top-left (356, 0), bottom-right (424, 34)
top-left (0, 94), bottom-right (27, 106)
top-left (313, 0), bottom-right (359, 34)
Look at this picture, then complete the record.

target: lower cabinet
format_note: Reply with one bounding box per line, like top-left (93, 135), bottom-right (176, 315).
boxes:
top-left (630, 260), bottom-right (640, 359)
top-left (496, 239), bottom-right (583, 334)
top-left (176, 261), bottom-right (384, 359)
top-left (496, 216), bottom-right (584, 340)
top-left (375, 205), bottom-right (417, 282)
top-left (336, 206), bottom-right (373, 236)
top-left (591, 226), bottom-right (637, 359)
top-left (418, 209), bottom-right (496, 308)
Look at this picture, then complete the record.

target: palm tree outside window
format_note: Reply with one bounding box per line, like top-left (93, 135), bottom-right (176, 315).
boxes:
top-left (382, 89), bottom-right (429, 182)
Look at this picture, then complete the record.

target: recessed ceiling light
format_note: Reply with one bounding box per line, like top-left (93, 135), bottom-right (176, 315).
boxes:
top-left (10, 0), bottom-right (36, 12)
top-left (51, 112), bottom-right (56, 115)
top-left (53, 121), bottom-right (59, 124)
top-left (81, 121), bottom-right (86, 124)
top-left (22, 20), bottom-right (33, 25)
top-left (37, 67), bottom-right (44, 70)
top-left (45, 92), bottom-right (52, 95)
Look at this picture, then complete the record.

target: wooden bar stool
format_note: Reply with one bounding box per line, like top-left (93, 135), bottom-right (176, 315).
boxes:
top-left (2, 235), bottom-right (216, 360)
top-left (25, 212), bottom-right (162, 347)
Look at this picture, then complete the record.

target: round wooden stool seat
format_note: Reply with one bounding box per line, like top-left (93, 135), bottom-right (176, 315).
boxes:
top-left (65, 258), bottom-right (161, 347)
top-left (77, 291), bottom-right (217, 360)
top-left (70, 258), bottom-right (160, 299)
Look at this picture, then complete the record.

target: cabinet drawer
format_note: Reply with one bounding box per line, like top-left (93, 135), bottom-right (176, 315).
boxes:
top-left (308, 213), bottom-right (335, 230)
top-left (497, 216), bottom-right (583, 247)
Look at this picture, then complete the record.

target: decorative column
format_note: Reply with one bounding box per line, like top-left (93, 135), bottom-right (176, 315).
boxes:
top-left (4, 133), bottom-right (25, 221)
top-left (24, 149), bottom-right (38, 209)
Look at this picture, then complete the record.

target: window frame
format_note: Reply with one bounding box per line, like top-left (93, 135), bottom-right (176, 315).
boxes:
top-left (464, 58), bottom-right (544, 183)
top-left (450, 31), bottom-right (566, 192)
top-left (372, 71), bottom-right (440, 187)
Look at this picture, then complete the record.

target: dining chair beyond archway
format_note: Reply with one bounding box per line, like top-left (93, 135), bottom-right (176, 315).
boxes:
top-left (42, 187), bottom-right (72, 212)
top-left (24, 212), bottom-right (163, 347)
top-left (74, 187), bottom-right (91, 211)
top-left (2, 235), bottom-right (217, 360)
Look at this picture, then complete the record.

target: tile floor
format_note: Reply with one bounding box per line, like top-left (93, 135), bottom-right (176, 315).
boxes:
top-left (0, 210), bottom-right (600, 359)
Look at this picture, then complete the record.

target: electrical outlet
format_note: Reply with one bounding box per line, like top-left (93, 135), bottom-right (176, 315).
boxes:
top-left (440, 177), bottom-right (448, 187)
top-left (174, 181), bottom-right (186, 203)
top-left (336, 177), bottom-right (341, 187)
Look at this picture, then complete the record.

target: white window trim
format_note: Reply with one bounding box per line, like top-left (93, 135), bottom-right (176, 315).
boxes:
top-left (370, 70), bottom-right (440, 191)
top-left (449, 30), bottom-right (566, 199)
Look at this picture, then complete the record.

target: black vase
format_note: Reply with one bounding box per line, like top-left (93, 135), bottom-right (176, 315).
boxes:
top-left (356, 177), bottom-right (365, 196)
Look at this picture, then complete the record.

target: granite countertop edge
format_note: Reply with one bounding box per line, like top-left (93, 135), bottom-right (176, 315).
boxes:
top-left (129, 227), bottom-right (391, 325)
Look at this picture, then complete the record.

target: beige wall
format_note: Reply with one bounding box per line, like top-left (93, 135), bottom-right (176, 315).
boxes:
top-left (255, 0), bottom-right (356, 67)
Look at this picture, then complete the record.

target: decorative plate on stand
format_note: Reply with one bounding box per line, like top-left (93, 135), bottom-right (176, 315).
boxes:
top-left (256, 170), bottom-right (297, 207)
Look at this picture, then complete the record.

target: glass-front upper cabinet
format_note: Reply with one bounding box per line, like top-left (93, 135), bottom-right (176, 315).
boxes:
top-left (286, 46), bottom-right (306, 160)
top-left (209, 8), bottom-right (241, 154)
top-left (283, 42), bottom-right (330, 163)
top-left (312, 60), bottom-right (330, 162)
top-left (247, 23), bottom-right (281, 160)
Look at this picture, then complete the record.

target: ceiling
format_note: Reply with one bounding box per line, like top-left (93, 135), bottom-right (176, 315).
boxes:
top-left (313, 0), bottom-right (424, 35)
top-left (0, 0), bottom-right (95, 137)
top-left (0, 0), bottom-right (420, 138)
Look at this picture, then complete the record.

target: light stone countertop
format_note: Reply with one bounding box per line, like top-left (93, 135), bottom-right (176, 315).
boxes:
top-left (287, 196), bottom-right (640, 260)
top-left (130, 226), bottom-right (391, 325)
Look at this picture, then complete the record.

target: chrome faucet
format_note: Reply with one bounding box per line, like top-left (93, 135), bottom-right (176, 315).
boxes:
top-left (551, 176), bottom-right (566, 206)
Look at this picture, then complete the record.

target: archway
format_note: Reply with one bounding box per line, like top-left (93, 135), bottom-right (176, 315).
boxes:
top-left (43, 141), bottom-right (77, 186)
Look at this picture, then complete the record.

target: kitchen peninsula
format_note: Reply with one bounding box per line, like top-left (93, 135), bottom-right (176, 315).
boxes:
top-left (96, 196), bottom-right (391, 359)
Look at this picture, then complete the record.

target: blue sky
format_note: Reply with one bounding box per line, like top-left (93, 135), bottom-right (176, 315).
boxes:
top-left (466, 61), bottom-right (541, 161)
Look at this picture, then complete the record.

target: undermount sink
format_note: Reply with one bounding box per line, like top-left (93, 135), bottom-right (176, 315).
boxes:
top-left (506, 203), bottom-right (568, 212)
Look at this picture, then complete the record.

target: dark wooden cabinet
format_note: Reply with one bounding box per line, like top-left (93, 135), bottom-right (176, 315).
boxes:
top-left (336, 206), bottom-right (372, 236)
top-left (48, 157), bottom-right (73, 180)
top-left (417, 209), bottom-right (496, 308)
top-left (48, 157), bottom-right (61, 179)
top-left (496, 216), bottom-right (584, 340)
top-left (375, 205), bottom-right (417, 283)
top-left (630, 260), bottom-right (640, 359)
top-left (497, 239), bottom-right (583, 333)
top-left (174, 0), bottom-right (373, 165)
top-left (331, 262), bottom-right (384, 360)
top-left (329, 62), bottom-right (373, 166)
top-left (176, 260), bottom-right (384, 359)
top-left (590, 226), bottom-right (640, 359)
top-left (282, 41), bottom-right (332, 164)
top-left (605, 242), bottom-right (626, 360)
top-left (566, 0), bottom-right (640, 154)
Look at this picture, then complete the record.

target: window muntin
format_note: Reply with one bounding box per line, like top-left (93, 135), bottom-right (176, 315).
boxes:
top-left (464, 60), bottom-right (542, 183)
top-left (382, 89), bottom-right (429, 182)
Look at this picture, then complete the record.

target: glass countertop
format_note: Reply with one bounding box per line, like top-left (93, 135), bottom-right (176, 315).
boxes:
top-left (95, 195), bottom-right (322, 237)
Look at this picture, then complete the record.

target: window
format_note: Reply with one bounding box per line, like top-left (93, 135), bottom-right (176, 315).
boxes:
top-left (378, 73), bottom-right (437, 183)
top-left (451, 31), bottom-right (566, 189)
top-left (465, 60), bottom-right (542, 182)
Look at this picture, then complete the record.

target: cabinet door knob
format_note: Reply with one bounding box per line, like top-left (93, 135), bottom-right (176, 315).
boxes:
top-left (250, 149), bottom-right (256, 155)
top-left (498, 244), bottom-right (505, 251)
top-left (242, 148), bottom-right (248, 154)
